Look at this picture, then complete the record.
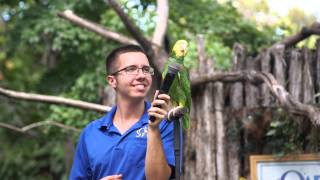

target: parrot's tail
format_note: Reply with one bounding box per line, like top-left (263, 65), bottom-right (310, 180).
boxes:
top-left (182, 113), bottom-right (190, 129)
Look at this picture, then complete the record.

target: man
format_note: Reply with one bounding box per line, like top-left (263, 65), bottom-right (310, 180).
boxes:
top-left (69, 45), bottom-right (175, 180)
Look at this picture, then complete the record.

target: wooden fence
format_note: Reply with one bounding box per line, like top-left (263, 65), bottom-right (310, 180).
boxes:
top-left (183, 40), bottom-right (320, 180)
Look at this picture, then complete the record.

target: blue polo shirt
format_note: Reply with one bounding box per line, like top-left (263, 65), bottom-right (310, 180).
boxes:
top-left (69, 101), bottom-right (175, 180)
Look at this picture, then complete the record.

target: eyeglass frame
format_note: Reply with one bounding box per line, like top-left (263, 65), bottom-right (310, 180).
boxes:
top-left (109, 65), bottom-right (155, 76)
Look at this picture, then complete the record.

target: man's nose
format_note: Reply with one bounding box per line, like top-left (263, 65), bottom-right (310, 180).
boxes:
top-left (137, 68), bottom-right (147, 75)
top-left (135, 68), bottom-right (146, 77)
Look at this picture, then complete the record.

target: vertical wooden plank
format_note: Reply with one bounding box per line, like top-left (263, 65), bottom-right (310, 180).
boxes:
top-left (214, 82), bottom-right (227, 180)
top-left (184, 34), bottom-right (217, 180)
top-left (260, 50), bottom-right (272, 107)
top-left (271, 44), bottom-right (286, 86)
top-left (244, 56), bottom-right (259, 108)
top-left (302, 47), bottom-right (314, 103)
top-left (196, 34), bottom-right (209, 73)
top-left (232, 43), bottom-right (246, 71)
top-left (226, 43), bottom-right (246, 180)
top-left (316, 40), bottom-right (320, 103)
top-left (288, 49), bottom-right (303, 101)
top-left (184, 83), bottom-right (217, 180)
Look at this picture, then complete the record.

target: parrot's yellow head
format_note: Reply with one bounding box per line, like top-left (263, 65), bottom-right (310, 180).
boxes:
top-left (172, 40), bottom-right (188, 58)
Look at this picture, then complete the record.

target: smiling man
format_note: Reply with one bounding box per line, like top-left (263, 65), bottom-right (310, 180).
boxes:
top-left (69, 45), bottom-right (175, 180)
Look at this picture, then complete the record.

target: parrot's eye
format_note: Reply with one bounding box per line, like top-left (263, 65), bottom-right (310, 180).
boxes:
top-left (111, 65), bottom-right (154, 76)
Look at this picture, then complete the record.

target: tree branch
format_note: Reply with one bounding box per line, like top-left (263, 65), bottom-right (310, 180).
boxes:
top-left (152, 0), bottom-right (169, 47)
top-left (191, 71), bottom-right (320, 125)
top-left (0, 121), bottom-right (80, 133)
top-left (276, 22), bottom-right (320, 47)
top-left (105, 0), bottom-right (165, 76)
top-left (0, 86), bottom-right (111, 113)
top-left (57, 10), bottom-right (138, 45)
top-left (105, 0), bottom-right (153, 54)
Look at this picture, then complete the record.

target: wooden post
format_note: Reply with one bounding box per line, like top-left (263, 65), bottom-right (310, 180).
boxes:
top-left (226, 43), bottom-right (245, 180)
top-left (184, 35), bottom-right (217, 180)
top-left (244, 56), bottom-right (259, 108)
top-left (288, 49), bottom-right (303, 101)
top-left (301, 47), bottom-right (314, 104)
top-left (270, 45), bottom-right (286, 87)
top-left (260, 49), bottom-right (272, 107)
top-left (214, 82), bottom-right (227, 180)
top-left (315, 40), bottom-right (320, 103)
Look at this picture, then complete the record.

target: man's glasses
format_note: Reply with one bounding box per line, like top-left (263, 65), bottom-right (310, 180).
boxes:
top-left (110, 65), bottom-right (154, 76)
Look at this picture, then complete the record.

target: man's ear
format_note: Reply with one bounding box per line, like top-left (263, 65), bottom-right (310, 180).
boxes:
top-left (107, 75), bottom-right (117, 89)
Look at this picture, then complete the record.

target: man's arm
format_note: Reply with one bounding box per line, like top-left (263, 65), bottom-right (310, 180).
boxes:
top-left (145, 93), bottom-right (172, 180)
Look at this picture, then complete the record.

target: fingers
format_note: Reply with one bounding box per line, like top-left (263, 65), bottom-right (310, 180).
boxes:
top-left (153, 90), bottom-right (159, 100)
top-left (156, 93), bottom-right (170, 103)
top-left (148, 107), bottom-right (167, 119)
top-left (151, 99), bottom-right (168, 110)
top-left (152, 93), bottom-right (170, 108)
top-left (100, 174), bottom-right (122, 180)
top-left (149, 92), bottom-right (171, 127)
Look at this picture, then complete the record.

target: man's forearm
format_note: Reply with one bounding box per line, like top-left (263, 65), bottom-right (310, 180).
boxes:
top-left (145, 127), bottom-right (171, 180)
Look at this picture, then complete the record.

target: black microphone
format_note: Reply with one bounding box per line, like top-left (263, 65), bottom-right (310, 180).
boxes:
top-left (149, 63), bottom-right (181, 122)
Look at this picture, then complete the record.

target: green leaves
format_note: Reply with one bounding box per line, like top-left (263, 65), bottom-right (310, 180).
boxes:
top-left (265, 109), bottom-right (304, 155)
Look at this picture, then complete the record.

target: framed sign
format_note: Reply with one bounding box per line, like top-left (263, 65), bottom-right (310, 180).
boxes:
top-left (250, 154), bottom-right (320, 180)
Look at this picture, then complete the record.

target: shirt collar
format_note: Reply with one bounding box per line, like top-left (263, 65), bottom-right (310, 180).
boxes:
top-left (100, 101), bottom-right (151, 130)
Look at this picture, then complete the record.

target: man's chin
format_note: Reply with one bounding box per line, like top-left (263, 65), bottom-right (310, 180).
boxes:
top-left (130, 92), bottom-right (147, 99)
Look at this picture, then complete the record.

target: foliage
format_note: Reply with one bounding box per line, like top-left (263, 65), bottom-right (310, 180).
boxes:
top-left (276, 8), bottom-right (318, 48)
top-left (265, 109), bottom-right (304, 156)
top-left (0, 0), bottom-right (298, 179)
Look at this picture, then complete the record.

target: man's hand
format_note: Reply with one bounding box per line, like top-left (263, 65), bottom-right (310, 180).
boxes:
top-left (100, 174), bottom-right (122, 180)
top-left (148, 91), bottom-right (170, 129)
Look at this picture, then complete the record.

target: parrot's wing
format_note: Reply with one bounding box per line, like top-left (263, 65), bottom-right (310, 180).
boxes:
top-left (179, 67), bottom-right (192, 111)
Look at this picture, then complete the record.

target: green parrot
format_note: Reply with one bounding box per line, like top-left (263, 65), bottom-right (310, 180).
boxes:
top-left (162, 40), bottom-right (191, 129)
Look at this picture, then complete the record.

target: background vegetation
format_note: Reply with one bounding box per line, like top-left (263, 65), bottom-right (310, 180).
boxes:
top-left (0, 0), bottom-right (318, 179)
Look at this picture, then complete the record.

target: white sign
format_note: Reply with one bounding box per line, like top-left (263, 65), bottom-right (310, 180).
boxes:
top-left (250, 154), bottom-right (320, 180)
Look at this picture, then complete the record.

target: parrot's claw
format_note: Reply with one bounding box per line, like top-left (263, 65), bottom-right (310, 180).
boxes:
top-left (167, 106), bottom-right (188, 121)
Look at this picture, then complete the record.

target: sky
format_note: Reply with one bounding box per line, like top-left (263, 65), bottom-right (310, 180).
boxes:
top-left (268, 0), bottom-right (320, 20)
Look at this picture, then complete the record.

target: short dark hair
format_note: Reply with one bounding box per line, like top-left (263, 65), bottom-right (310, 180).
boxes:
top-left (105, 45), bottom-right (146, 74)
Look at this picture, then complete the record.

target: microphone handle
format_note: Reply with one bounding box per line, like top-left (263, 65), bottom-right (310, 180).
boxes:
top-left (149, 73), bottom-right (176, 122)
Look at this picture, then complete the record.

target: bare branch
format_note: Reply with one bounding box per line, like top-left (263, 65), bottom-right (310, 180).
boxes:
top-left (58, 10), bottom-right (138, 45)
top-left (275, 22), bottom-right (320, 47)
top-left (105, 0), bottom-right (153, 54)
top-left (0, 86), bottom-right (111, 113)
top-left (191, 71), bottom-right (320, 125)
top-left (152, 0), bottom-right (169, 47)
top-left (0, 121), bottom-right (80, 133)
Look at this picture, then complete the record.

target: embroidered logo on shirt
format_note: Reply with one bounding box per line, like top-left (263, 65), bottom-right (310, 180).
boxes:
top-left (136, 126), bottom-right (148, 138)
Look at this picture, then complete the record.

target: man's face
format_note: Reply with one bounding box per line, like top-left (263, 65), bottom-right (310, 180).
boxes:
top-left (108, 52), bottom-right (152, 100)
